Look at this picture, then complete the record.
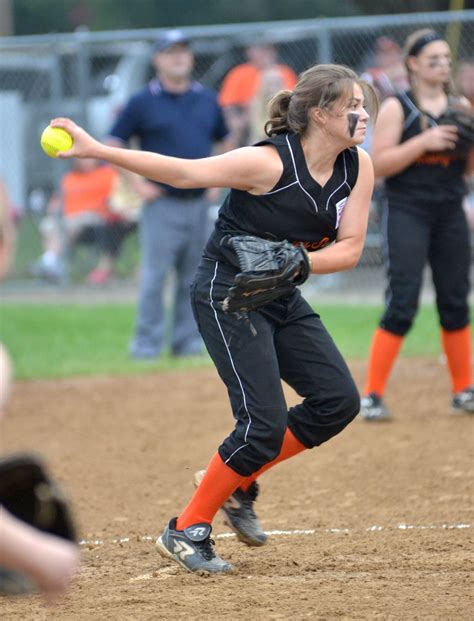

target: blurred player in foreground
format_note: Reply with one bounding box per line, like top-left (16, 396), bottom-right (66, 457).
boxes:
top-left (0, 186), bottom-right (80, 600)
top-left (359, 29), bottom-right (474, 421)
top-left (48, 62), bottom-right (376, 574)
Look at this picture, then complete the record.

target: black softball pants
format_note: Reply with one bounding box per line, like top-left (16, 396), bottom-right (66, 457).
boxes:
top-left (191, 259), bottom-right (360, 477)
top-left (380, 201), bottom-right (471, 336)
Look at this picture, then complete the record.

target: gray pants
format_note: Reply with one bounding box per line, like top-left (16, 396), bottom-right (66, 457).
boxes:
top-left (130, 195), bottom-right (210, 358)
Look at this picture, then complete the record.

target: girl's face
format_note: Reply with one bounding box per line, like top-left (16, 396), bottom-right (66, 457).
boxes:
top-left (322, 82), bottom-right (370, 145)
top-left (409, 40), bottom-right (452, 85)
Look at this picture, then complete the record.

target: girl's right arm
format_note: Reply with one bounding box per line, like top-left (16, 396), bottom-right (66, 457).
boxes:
top-left (51, 118), bottom-right (282, 194)
top-left (371, 97), bottom-right (459, 178)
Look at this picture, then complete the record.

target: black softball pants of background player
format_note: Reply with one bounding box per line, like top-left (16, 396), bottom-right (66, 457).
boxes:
top-left (190, 258), bottom-right (360, 477)
top-left (380, 200), bottom-right (471, 336)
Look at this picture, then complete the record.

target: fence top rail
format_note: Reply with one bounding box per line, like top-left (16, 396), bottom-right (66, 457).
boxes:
top-left (0, 9), bottom-right (472, 48)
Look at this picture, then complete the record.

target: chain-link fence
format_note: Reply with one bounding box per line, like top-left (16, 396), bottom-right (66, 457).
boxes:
top-left (0, 10), bottom-right (472, 296)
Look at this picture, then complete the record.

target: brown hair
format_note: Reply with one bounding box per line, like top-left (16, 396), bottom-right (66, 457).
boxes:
top-left (403, 29), bottom-right (455, 129)
top-left (264, 63), bottom-right (378, 136)
top-left (403, 29), bottom-right (453, 95)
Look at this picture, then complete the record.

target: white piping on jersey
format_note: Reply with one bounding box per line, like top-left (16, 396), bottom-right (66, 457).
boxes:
top-left (263, 180), bottom-right (298, 196)
top-left (399, 91), bottom-right (437, 131)
top-left (325, 151), bottom-right (350, 211)
top-left (208, 261), bottom-right (251, 461)
top-left (285, 134), bottom-right (319, 213)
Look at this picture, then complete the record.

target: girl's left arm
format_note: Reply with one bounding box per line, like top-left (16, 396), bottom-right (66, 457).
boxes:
top-left (309, 148), bottom-right (374, 274)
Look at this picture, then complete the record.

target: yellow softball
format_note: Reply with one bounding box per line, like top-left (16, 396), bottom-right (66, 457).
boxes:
top-left (40, 126), bottom-right (73, 158)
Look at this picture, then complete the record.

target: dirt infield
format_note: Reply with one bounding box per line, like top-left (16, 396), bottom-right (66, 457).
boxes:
top-left (1, 358), bottom-right (473, 620)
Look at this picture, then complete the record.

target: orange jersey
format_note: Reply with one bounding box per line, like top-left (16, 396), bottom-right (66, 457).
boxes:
top-left (219, 63), bottom-right (298, 107)
top-left (61, 166), bottom-right (117, 218)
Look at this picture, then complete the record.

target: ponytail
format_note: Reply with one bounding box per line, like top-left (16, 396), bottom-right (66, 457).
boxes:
top-left (265, 90), bottom-right (293, 136)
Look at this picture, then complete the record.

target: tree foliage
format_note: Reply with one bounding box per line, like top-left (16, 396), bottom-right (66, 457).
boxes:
top-left (11, 0), bottom-right (470, 36)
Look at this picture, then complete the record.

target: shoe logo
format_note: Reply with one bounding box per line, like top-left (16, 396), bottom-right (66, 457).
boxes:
top-left (187, 526), bottom-right (206, 538)
top-left (173, 540), bottom-right (194, 561)
top-left (223, 496), bottom-right (241, 510)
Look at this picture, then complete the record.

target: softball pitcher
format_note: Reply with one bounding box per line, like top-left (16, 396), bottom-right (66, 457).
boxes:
top-left (49, 63), bottom-right (376, 574)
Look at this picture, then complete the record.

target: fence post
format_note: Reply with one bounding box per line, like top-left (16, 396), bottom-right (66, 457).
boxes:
top-left (50, 41), bottom-right (70, 286)
top-left (316, 26), bottom-right (332, 64)
top-left (75, 26), bottom-right (91, 131)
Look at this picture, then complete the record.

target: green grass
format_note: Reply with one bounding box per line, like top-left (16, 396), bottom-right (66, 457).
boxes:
top-left (321, 304), bottom-right (443, 359)
top-left (0, 303), bottom-right (453, 380)
top-left (0, 304), bottom-right (207, 379)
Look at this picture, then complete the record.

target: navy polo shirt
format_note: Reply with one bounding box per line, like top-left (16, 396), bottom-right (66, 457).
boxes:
top-left (109, 79), bottom-right (229, 198)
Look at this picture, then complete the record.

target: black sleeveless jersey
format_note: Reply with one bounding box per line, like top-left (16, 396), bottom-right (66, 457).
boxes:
top-left (204, 131), bottom-right (360, 261)
top-left (384, 91), bottom-right (468, 205)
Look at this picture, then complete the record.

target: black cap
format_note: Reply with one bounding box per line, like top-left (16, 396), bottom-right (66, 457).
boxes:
top-left (153, 30), bottom-right (190, 53)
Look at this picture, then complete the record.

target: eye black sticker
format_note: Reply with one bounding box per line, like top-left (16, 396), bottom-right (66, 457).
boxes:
top-left (347, 112), bottom-right (359, 137)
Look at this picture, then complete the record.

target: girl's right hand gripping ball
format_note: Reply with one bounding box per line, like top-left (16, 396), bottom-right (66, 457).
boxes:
top-left (40, 126), bottom-right (73, 158)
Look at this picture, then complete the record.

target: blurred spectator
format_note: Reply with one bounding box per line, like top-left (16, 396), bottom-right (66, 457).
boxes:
top-left (0, 179), bottom-right (15, 281)
top-left (33, 158), bottom-right (135, 284)
top-left (247, 66), bottom-right (286, 144)
top-left (219, 41), bottom-right (298, 146)
top-left (361, 36), bottom-right (409, 102)
top-left (0, 198), bottom-right (80, 600)
top-left (455, 58), bottom-right (474, 106)
top-left (108, 29), bottom-right (231, 360)
top-left (87, 173), bottom-right (140, 285)
top-left (360, 37), bottom-right (409, 243)
top-left (455, 59), bottom-right (474, 232)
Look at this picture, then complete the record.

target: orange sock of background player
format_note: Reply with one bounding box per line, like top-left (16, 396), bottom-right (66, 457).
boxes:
top-left (240, 427), bottom-right (306, 492)
top-left (363, 327), bottom-right (404, 397)
top-left (441, 326), bottom-right (472, 393)
top-left (176, 452), bottom-right (245, 530)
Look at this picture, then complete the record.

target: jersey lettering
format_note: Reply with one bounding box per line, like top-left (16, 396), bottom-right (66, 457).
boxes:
top-left (415, 153), bottom-right (458, 167)
top-left (293, 237), bottom-right (331, 251)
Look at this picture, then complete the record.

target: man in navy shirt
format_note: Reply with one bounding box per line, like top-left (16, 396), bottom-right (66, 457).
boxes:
top-left (108, 30), bottom-right (230, 359)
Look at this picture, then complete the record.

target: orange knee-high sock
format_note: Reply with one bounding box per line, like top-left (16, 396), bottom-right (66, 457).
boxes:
top-left (364, 327), bottom-right (404, 397)
top-left (441, 326), bottom-right (473, 393)
top-left (240, 428), bottom-right (307, 493)
top-left (177, 452), bottom-right (245, 530)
